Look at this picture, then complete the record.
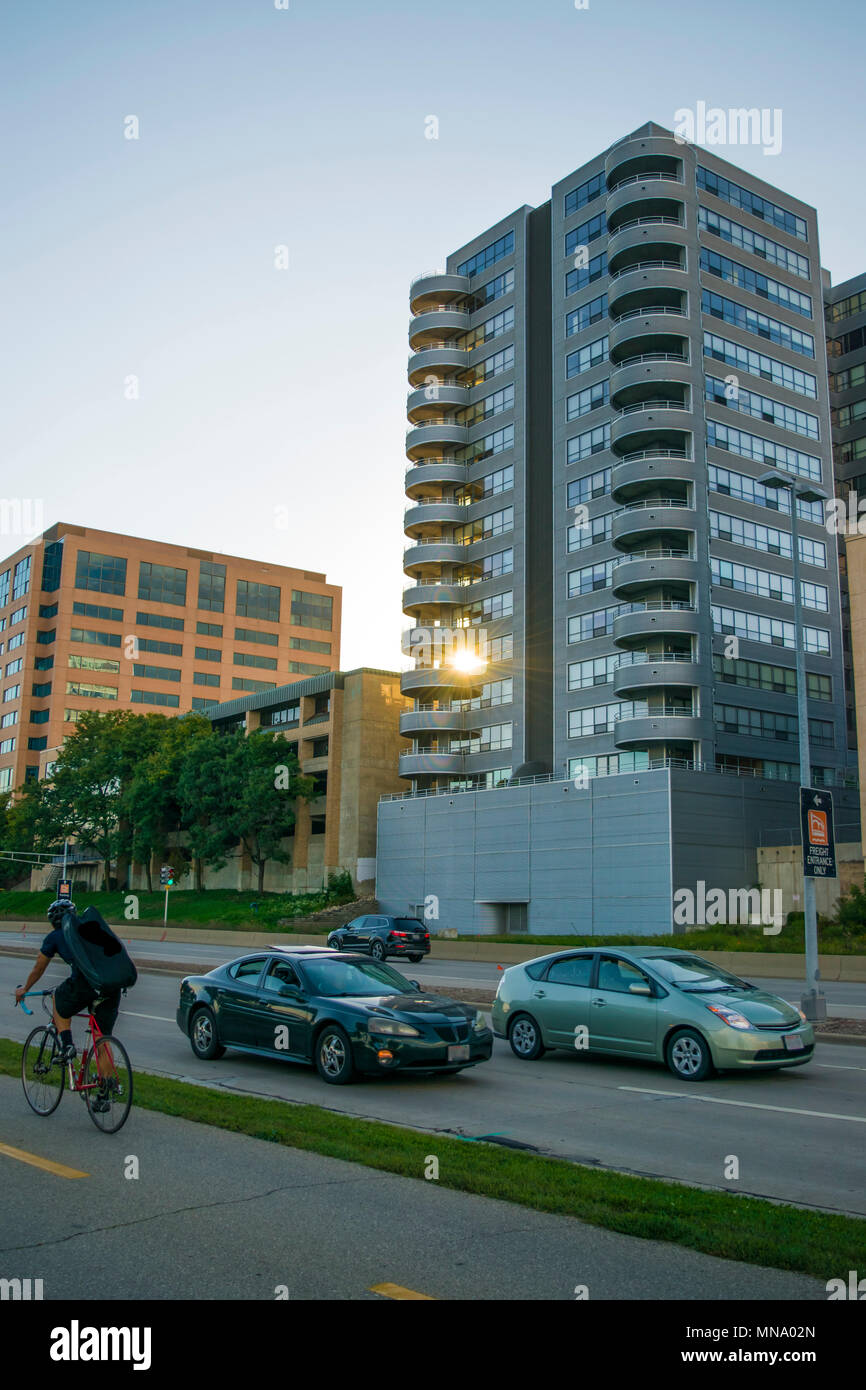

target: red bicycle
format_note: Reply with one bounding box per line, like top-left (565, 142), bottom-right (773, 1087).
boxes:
top-left (17, 988), bottom-right (133, 1134)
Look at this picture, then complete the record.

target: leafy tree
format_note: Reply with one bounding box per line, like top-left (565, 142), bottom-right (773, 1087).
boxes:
top-left (126, 714), bottom-right (211, 890)
top-left (177, 729), bottom-right (243, 888)
top-left (225, 730), bottom-right (316, 893)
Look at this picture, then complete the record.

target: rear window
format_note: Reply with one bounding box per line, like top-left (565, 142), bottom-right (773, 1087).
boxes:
top-left (394, 919), bottom-right (425, 930)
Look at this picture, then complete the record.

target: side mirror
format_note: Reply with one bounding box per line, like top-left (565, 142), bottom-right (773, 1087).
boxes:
top-left (629, 983), bottom-right (652, 997)
top-left (410, 980), bottom-right (421, 991)
top-left (279, 983), bottom-right (301, 998)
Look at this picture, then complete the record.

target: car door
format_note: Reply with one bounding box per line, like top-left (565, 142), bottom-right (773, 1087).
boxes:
top-left (530, 954), bottom-right (595, 1046)
top-left (256, 958), bottom-right (315, 1058)
top-left (218, 956), bottom-right (268, 1045)
top-left (343, 916), bottom-right (368, 951)
top-left (588, 955), bottom-right (659, 1056)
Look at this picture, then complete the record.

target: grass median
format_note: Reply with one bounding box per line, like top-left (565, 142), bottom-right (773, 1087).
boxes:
top-left (2, 1035), bottom-right (862, 1281)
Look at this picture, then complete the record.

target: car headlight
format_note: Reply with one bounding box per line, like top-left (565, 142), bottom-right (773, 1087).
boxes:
top-left (368, 1018), bottom-right (420, 1038)
top-left (473, 1011), bottom-right (488, 1031)
top-left (797, 1008), bottom-right (808, 1023)
top-left (706, 1005), bottom-right (752, 1031)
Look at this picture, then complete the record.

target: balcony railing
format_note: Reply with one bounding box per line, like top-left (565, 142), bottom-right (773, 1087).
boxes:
top-left (616, 400), bottom-right (689, 415)
top-left (612, 548), bottom-right (691, 566)
top-left (609, 259), bottom-right (684, 280)
top-left (614, 650), bottom-right (694, 666)
top-left (621, 599), bottom-right (696, 613)
top-left (614, 704), bottom-right (697, 720)
top-left (608, 172), bottom-right (685, 192)
top-left (609, 215), bottom-right (684, 237)
top-left (614, 448), bottom-right (692, 464)
top-left (611, 305), bottom-right (687, 324)
top-left (610, 352), bottom-right (689, 372)
top-left (617, 497), bottom-right (692, 511)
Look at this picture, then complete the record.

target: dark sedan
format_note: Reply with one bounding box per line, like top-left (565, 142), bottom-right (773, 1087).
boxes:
top-left (327, 913), bottom-right (431, 963)
top-left (176, 946), bottom-right (491, 1084)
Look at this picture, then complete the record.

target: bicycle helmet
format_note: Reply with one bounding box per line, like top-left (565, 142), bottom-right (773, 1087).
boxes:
top-left (47, 897), bottom-right (76, 927)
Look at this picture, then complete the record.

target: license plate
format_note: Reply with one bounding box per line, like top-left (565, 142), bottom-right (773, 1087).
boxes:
top-left (448, 1044), bottom-right (470, 1062)
top-left (783, 1034), bottom-right (805, 1052)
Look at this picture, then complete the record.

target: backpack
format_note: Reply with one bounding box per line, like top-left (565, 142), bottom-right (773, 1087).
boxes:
top-left (62, 906), bottom-right (138, 992)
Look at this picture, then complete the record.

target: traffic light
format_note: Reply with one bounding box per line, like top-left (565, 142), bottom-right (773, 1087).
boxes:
top-left (159, 865), bottom-right (175, 888)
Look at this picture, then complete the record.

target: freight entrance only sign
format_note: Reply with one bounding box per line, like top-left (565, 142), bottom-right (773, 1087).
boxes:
top-left (800, 787), bottom-right (837, 878)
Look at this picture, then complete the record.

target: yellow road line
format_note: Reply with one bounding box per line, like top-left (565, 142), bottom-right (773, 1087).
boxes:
top-left (370, 1282), bottom-right (435, 1301)
top-left (0, 1140), bottom-right (88, 1179)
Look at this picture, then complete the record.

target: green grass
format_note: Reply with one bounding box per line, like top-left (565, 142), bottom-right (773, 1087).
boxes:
top-left (1, 1034), bottom-right (862, 1281)
top-left (457, 920), bottom-right (866, 954)
top-left (0, 885), bottom-right (356, 932)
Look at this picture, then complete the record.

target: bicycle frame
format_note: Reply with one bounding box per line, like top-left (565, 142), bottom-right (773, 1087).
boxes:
top-left (19, 989), bottom-right (113, 1095)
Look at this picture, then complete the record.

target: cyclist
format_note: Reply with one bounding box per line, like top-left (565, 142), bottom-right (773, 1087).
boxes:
top-left (14, 898), bottom-right (122, 1070)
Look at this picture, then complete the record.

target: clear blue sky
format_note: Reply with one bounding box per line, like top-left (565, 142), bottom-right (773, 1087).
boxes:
top-left (3, 0), bottom-right (864, 669)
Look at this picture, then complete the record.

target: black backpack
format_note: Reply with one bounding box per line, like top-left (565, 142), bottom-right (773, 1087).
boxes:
top-left (62, 907), bottom-right (138, 992)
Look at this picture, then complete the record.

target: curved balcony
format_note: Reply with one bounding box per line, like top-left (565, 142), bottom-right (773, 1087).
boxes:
top-left (613, 602), bottom-right (700, 645)
top-left (410, 273), bottom-right (471, 315)
top-left (608, 309), bottom-right (689, 358)
top-left (406, 421), bottom-right (469, 460)
top-left (609, 353), bottom-right (692, 398)
top-left (607, 196), bottom-right (685, 238)
top-left (405, 461), bottom-right (469, 499)
top-left (409, 309), bottom-right (470, 351)
top-left (613, 710), bottom-right (709, 750)
top-left (613, 654), bottom-right (703, 698)
top-left (406, 384), bottom-right (470, 421)
top-left (403, 579), bottom-right (467, 614)
top-left (403, 540), bottom-right (465, 570)
top-left (400, 664), bottom-right (486, 697)
top-left (606, 218), bottom-right (689, 260)
top-left (400, 706), bottom-right (467, 736)
top-left (611, 501), bottom-right (697, 546)
top-left (404, 499), bottom-right (468, 530)
top-left (610, 406), bottom-right (692, 455)
top-left (604, 133), bottom-right (694, 186)
top-left (399, 749), bottom-right (466, 777)
top-left (610, 550), bottom-right (700, 598)
top-left (610, 452), bottom-right (697, 497)
top-left (607, 261), bottom-right (688, 316)
top-left (408, 345), bottom-right (470, 386)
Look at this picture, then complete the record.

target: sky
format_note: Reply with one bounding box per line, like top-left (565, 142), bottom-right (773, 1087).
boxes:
top-left (2, 0), bottom-right (865, 671)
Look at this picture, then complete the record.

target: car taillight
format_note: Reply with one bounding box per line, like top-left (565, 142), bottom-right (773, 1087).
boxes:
top-left (391, 930), bottom-right (410, 938)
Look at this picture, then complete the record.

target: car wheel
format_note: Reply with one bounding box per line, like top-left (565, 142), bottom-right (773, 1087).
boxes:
top-left (508, 1013), bottom-right (546, 1060)
top-left (370, 940), bottom-right (385, 962)
top-left (315, 1025), bottom-right (355, 1085)
top-left (190, 1007), bottom-right (226, 1061)
top-left (407, 954), bottom-right (423, 964)
top-left (666, 1028), bottom-right (714, 1082)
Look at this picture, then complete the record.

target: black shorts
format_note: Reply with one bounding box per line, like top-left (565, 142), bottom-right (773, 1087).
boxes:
top-left (54, 975), bottom-right (121, 1035)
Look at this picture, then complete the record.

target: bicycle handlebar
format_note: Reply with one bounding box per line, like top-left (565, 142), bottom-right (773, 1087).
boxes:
top-left (15, 988), bottom-right (54, 1017)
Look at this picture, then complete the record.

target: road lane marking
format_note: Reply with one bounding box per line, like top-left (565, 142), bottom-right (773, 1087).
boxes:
top-left (124, 1012), bottom-right (174, 1022)
top-left (619, 1086), bottom-right (866, 1124)
top-left (0, 1141), bottom-right (88, 1179)
top-left (816, 1063), bottom-right (866, 1072)
top-left (370, 1283), bottom-right (435, 1300)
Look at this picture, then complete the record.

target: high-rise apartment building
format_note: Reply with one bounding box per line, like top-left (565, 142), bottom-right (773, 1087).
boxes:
top-left (400, 121), bottom-right (853, 796)
top-left (0, 522), bottom-right (340, 794)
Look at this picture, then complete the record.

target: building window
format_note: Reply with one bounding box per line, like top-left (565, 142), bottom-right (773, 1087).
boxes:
top-left (194, 646), bottom-right (221, 662)
top-left (40, 541), bottom-right (64, 593)
top-left (236, 580), bottom-right (280, 623)
top-left (138, 637), bottom-right (183, 657)
top-left (263, 702), bottom-right (300, 727)
top-left (566, 335), bottom-right (609, 378)
top-left (697, 166), bottom-right (807, 240)
top-left (73, 600), bottom-right (123, 622)
top-left (31, 682), bottom-right (51, 697)
top-left (232, 677), bottom-right (276, 692)
top-left (235, 626), bottom-right (279, 646)
top-left (70, 627), bottom-right (121, 648)
top-left (137, 610), bottom-right (184, 631)
top-left (30, 709), bottom-right (50, 724)
top-left (290, 590), bottom-right (333, 631)
top-left (455, 230), bottom-right (514, 278)
top-left (288, 661), bottom-right (329, 675)
top-left (290, 637), bottom-right (331, 654)
top-left (66, 681), bottom-right (118, 700)
top-left (130, 688), bottom-right (180, 707)
top-left (0, 569), bottom-right (9, 608)
top-left (311, 737), bottom-right (329, 758)
top-left (133, 663), bottom-right (181, 682)
top-left (39, 603), bottom-right (58, 619)
top-left (197, 560), bottom-right (226, 612)
top-left (75, 550), bottom-right (126, 596)
top-left (12, 556), bottom-right (32, 600)
top-left (197, 620), bottom-right (223, 637)
top-left (69, 654), bottom-right (120, 674)
top-left (234, 651), bottom-right (278, 670)
top-left (138, 562), bottom-right (187, 607)
top-left (194, 671), bottom-right (220, 687)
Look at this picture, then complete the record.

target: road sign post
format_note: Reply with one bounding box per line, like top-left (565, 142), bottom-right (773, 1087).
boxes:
top-left (799, 788), bottom-right (835, 1022)
top-left (159, 864), bottom-right (175, 925)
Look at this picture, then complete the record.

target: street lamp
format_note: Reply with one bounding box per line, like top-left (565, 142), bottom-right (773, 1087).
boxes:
top-left (760, 471), bottom-right (828, 1022)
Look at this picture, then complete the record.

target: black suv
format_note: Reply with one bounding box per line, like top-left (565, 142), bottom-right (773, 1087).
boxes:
top-left (327, 914), bottom-right (431, 963)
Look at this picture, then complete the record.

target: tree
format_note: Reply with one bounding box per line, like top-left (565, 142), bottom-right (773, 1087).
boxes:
top-left (126, 714), bottom-right (211, 890)
top-left (176, 729), bottom-right (242, 888)
top-left (226, 731), bottom-right (316, 892)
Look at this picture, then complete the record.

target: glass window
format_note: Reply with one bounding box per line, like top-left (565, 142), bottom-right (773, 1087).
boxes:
top-left (137, 610), bottom-right (184, 630)
top-left (596, 956), bottom-right (653, 994)
top-left (228, 957), bottom-right (267, 983)
top-left (12, 556), bottom-right (32, 600)
top-left (290, 590), bottom-right (332, 630)
top-left (75, 550), bottom-right (126, 596)
top-left (455, 230), bottom-right (514, 278)
top-left (198, 561), bottom-right (226, 613)
top-left (138, 562), bottom-right (187, 607)
top-left (546, 955), bottom-right (593, 986)
top-left (237, 580), bottom-right (281, 623)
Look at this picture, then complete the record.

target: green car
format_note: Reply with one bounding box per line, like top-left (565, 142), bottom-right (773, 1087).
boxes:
top-left (491, 946), bottom-right (815, 1081)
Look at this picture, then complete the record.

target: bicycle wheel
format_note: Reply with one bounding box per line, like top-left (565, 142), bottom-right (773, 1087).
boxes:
top-left (83, 1035), bottom-right (133, 1134)
top-left (21, 1026), bottom-right (65, 1116)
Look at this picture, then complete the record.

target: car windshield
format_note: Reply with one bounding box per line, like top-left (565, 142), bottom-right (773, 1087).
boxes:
top-left (648, 954), bottom-right (754, 993)
top-left (300, 957), bottom-right (416, 997)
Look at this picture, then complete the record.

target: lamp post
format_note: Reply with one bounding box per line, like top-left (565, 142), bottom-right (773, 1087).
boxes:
top-left (760, 472), bottom-right (828, 1022)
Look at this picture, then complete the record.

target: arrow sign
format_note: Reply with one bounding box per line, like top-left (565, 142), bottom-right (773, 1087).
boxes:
top-left (800, 787), bottom-right (837, 879)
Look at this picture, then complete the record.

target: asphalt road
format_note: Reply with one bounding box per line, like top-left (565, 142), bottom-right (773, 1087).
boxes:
top-left (3, 929), bottom-right (863, 1015)
top-left (0, 1076), bottom-right (826, 1301)
top-left (2, 956), bottom-right (864, 1219)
